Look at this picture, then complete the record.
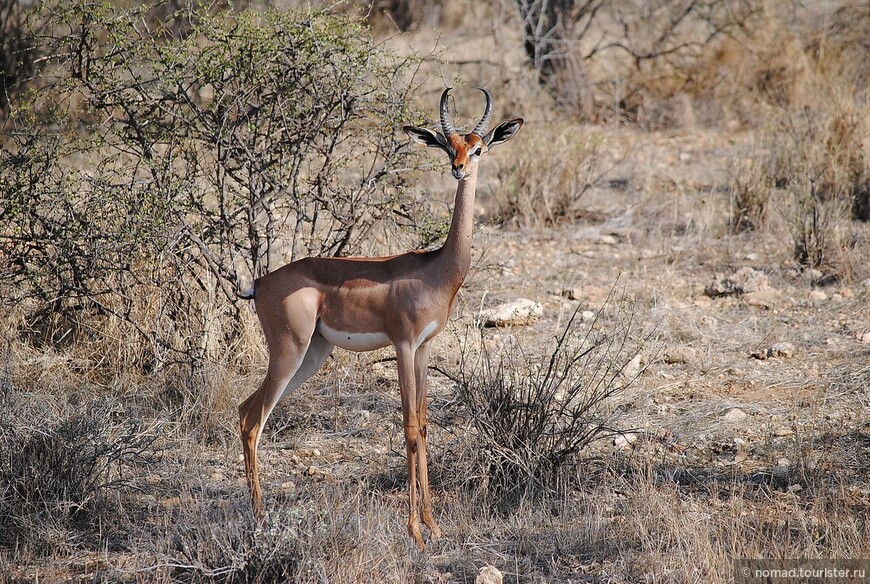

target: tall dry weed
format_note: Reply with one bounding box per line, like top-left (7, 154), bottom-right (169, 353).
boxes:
top-left (491, 125), bottom-right (604, 228)
top-left (448, 290), bottom-right (651, 505)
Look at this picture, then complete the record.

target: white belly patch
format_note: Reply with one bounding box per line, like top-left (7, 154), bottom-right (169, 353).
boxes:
top-left (316, 320), bottom-right (441, 353)
top-left (318, 322), bottom-right (390, 352)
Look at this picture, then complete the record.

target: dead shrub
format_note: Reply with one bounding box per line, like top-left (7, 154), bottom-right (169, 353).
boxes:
top-left (728, 149), bottom-right (772, 233)
top-left (451, 289), bottom-right (651, 504)
top-left (762, 106), bottom-right (866, 273)
top-left (146, 484), bottom-right (419, 583)
top-left (491, 126), bottom-right (603, 228)
top-left (0, 392), bottom-right (161, 556)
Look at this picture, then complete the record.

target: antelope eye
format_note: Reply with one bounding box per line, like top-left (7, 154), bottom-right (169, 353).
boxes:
top-left (473, 148), bottom-right (482, 157)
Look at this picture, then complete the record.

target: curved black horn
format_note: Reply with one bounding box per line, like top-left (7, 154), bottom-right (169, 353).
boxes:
top-left (471, 88), bottom-right (493, 137)
top-left (439, 87), bottom-right (456, 136)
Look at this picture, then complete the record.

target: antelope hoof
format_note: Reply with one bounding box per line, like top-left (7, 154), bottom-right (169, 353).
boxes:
top-left (423, 513), bottom-right (442, 540)
top-left (408, 521), bottom-right (425, 550)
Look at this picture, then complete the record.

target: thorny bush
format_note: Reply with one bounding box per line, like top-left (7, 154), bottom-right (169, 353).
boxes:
top-left (453, 289), bottom-right (651, 503)
top-left (0, 2), bottom-right (425, 366)
top-left (0, 392), bottom-right (161, 555)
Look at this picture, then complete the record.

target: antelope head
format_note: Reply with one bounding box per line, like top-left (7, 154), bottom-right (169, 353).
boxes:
top-left (404, 87), bottom-right (524, 180)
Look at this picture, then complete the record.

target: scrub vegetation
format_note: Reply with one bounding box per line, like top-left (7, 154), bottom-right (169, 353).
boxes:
top-left (2, 0), bottom-right (869, 581)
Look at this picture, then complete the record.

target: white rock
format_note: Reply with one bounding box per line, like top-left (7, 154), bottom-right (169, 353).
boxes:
top-left (743, 289), bottom-right (779, 309)
top-left (857, 332), bottom-right (870, 344)
top-left (623, 354), bottom-right (643, 379)
top-left (663, 346), bottom-right (698, 365)
top-left (476, 565), bottom-right (503, 584)
top-left (808, 289), bottom-right (827, 302)
top-left (613, 432), bottom-right (639, 450)
top-left (767, 342), bottom-right (795, 358)
top-left (478, 299), bottom-right (543, 327)
top-left (706, 267), bottom-right (770, 297)
top-left (560, 288), bottom-right (582, 300)
top-left (724, 408), bottom-right (748, 423)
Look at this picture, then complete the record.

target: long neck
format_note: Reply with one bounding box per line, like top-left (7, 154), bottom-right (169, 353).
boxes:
top-left (438, 167), bottom-right (478, 283)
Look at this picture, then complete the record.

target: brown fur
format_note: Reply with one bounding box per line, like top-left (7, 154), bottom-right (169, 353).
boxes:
top-left (239, 92), bottom-right (522, 549)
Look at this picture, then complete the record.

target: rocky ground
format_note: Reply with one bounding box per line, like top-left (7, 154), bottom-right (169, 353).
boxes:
top-left (216, 129), bottom-right (870, 581)
top-left (4, 129), bottom-right (870, 583)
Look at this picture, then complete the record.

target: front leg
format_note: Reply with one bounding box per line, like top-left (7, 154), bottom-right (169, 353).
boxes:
top-left (395, 342), bottom-right (425, 549)
top-left (414, 341), bottom-right (442, 539)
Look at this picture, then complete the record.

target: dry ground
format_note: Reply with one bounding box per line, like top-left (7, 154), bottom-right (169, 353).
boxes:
top-left (3, 127), bottom-right (869, 583)
top-left (3, 1), bottom-right (870, 582)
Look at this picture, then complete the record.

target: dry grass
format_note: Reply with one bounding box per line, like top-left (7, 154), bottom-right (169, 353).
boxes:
top-left (3, 0), bottom-right (870, 582)
top-left (486, 125), bottom-right (606, 229)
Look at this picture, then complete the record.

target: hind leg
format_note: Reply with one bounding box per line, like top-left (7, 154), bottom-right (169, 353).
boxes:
top-left (239, 300), bottom-right (329, 519)
top-left (239, 345), bottom-right (307, 519)
top-left (278, 330), bottom-right (334, 401)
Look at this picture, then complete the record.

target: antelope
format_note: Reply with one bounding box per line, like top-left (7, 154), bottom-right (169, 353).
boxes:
top-left (238, 87), bottom-right (523, 548)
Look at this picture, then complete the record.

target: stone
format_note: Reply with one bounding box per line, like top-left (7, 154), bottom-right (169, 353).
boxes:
top-left (478, 299), bottom-right (543, 327)
top-left (743, 289), bottom-right (779, 309)
top-left (752, 342), bottom-right (795, 360)
top-left (724, 408), bottom-right (748, 423)
top-left (733, 267), bottom-right (771, 293)
top-left (623, 354), bottom-right (643, 379)
top-left (663, 346), bottom-right (698, 365)
top-left (772, 461), bottom-right (790, 479)
top-left (767, 342), bottom-right (795, 358)
top-left (613, 432), bottom-right (639, 450)
top-left (808, 289), bottom-right (827, 302)
top-left (706, 267), bottom-right (770, 298)
top-left (476, 566), bottom-right (503, 584)
top-left (857, 332), bottom-right (870, 344)
top-left (560, 288), bottom-right (582, 301)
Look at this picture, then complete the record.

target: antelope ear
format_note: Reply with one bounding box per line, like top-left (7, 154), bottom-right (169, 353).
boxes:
top-left (483, 118), bottom-right (524, 148)
top-left (403, 126), bottom-right (452, 155)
